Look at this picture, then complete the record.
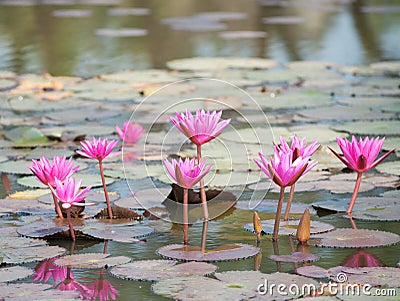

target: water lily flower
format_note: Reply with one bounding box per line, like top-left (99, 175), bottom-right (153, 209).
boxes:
top-left (164, 157), bottom-right (212, 189)
top-left (164, 157), bottom-right (212, 245)
top-left (254, 151), bottom-right (317, 241)
top-left (170, 109), bottom-right (231, 146)
top-left (328, 135), bottom-right (394, 214)
top-left (77, 137), bottom-right (118, 219)
top-left (49, 177), bottom-right (92, 241)
top-left (29, 156), bottom-right (79, 219)
top-left (274, 135), bottom-right (320, 221)
top-left (115, 121), bottom-right (144, 144)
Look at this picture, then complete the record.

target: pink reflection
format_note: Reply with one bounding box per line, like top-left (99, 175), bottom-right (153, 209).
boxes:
top-left (343, 249), bottom-right (385, 268)
top-left (86, 269), bottom-right (120, 301)
top-left (34, 257), bottom-right (68, 283)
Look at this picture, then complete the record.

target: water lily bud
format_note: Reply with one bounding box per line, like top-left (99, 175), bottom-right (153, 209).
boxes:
top-left (296, 208), bottom-right (310, 243)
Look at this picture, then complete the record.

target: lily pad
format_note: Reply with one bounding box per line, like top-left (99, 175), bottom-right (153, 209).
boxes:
top-left (152, 271), bottom-right (320, 300)
top-left (54, 253), bottom-right (131, 269)
top-left (243, 219), bottom-right (335, 236)
top-left (296, 265), bottom-right (345, 279)
top-left (236, 199), bottom-right (316, 215)
top-left (17, 173), bottom-right (115, 188)
top-left (157, 243), bottom-right (260, 262)
top-left (297, 106), bottom-right (394, 121)
top-left (219, 31), bottom-right (267, 39)
top-left (0, 283), bottom-right (80, 300)
top-left (17, 218), bottom-right (85, 239)
top-left (370, 61), bottom-right (400, 76)
top-left (114, 188), bottom-right (170, 210)
top-left (81, 219), bottom-right (154, 242)
top-left (107, 7), bottom-right (150, 16)
top-left (338, 267), bottom-right (400, 287)
top-left (110, 260), bottom-right (217, 281)
top-left (262, 16), bottom-right (306, 24)
top-left (5, 126), bottom-right (54, 147)
top-left (331, 121), bottom-right (400, 136)
top-left (94, 28), bottom-right (148, 37)
top-left (310, 228), bottom-right (400, 248)
top-left (52, 9), bottom-right (92, 17)
top-left (166, 57), bottom-right (278, 71)
top-left (0, 160), bottom-right (34, 174)
top-left (0, 197), bottom-right (54, 215)
top-left (0, 266), bottom-right (34, 282)
top-left (269, 252), bottom-right (320, 263)
top-left (0, 244), bottom-right (66, 264)
top-left (375, 160), bottom-right (400, 176)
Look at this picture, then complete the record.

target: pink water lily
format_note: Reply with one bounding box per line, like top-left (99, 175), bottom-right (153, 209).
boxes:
top-left (164, 157), bottom-right (212, 189)
top-left (329, 135), bottom-right (394, 214)
top-left (274, 135), bottom-right (320, 221)
top-left (254, 151), bottom-right (316, 188)
top-left (29, 156), bottom-right (79, 219)
top-left (116, 121), bottom-right (144, 144)
top-left (328, 135), bottom-right (393, 173)
top-left (164, 157), bottom-right (212, 245)
top-left (171, 109), bottom-right (231, 146)
top-left (76, 137), bottom-right (118, 219)
top-left (49, 177), bottom-right (91, 241)
top-left (254, 150), bottom-right (317, 241)
top-left (77, 137), bottom-right (118, 161)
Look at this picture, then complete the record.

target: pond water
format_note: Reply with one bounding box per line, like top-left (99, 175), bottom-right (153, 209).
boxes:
top-left (0, 0), bottom-right (399, 77)
top-left (0, 0), bottom-right (399, 301)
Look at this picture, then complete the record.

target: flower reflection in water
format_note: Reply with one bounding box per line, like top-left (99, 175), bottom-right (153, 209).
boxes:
top-left (86, 268), bottom-right (120, 301)
top-left (343, 249), bottom-right (385, 268)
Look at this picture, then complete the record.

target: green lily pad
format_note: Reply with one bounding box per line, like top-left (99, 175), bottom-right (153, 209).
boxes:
top-left (310, 228), bottom-right (400, 248)
top-left (0, 266), bottom-right (34, 283)
top-left (376, 160), bottom-right (400, 176)
top-left (331, 121), bottom-right (400, 136)
top-left (25, 147), bottom-right (75, 160)
top-left (5, 126), bottom-right (54, 147)
top-left (0, 160), bottom-right (33, 174)
top-left (0, 283), bottom-right (80, 300)
top-left (152, 271), bottom-right (320, 300)
top-left (157, 243), bottom-right (260, 262)
top-left (289, 124), bottom-right (348, 144)
top-left (110, 260), bottom-right (217, 281)
top-left (54, 253), bottom-right (131, 269)
top-left (166, 57), bottom-right (278, 71)
top-left (297, 106), bottom-right (394, 121)
top-left (17, 173), bottom-right (115, 188)
top-left (0, 244), bottom-right (66, 264)
top-left (115, 188), bottom-right (170, 210)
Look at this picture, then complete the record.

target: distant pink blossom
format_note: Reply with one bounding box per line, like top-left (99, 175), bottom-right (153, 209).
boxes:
top-left (29, 156), bottom-right (78, 187)
top-left (116, 121), bottom-right (144, 144)
top-left (171, 109), bottom-right (231, 145)
top-left (76, 137), bottom-right (118, 161)
top-left (254, 150), bottom-right (317, 187)
top-left (164, 157), bottom-right (212, 189)
top-left (49, 177), bottom-right (91, 209)
top-left (328, 135), bottom-right (393, 173)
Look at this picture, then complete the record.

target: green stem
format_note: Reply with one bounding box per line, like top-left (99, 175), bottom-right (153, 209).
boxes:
top-left (183, 188), bottom-right (189, 245)
top-left (51, 189), bottom-right (64, 219)
top-left (347, 172), bottom-right (362, 215)
top-left (272, 186), bottom-right (285, 241)
top-left (99, 160), bottom-right (113, 219)
top-left (66, 208), bottom-right (76, 241)
top-left (284, 184), bottom-right (295, 221)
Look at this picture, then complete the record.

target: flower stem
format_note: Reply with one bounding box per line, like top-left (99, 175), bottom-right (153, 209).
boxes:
top-left (183, 188), bottom-right (189, 245)
top-left (51, 189), bottom-right (64, 219)
top-left (99, 160), bottom-right (113, 219)
top-left (284, 184), bottom-right (295, 221)
top-left (347, 172), bottom-right (362, 215)
top-left (272, 186), bottom-right (285, 241)
top-left (197, 144), bottom-right (209, 251)
top-left (66, 208), bottom-right (76, 241)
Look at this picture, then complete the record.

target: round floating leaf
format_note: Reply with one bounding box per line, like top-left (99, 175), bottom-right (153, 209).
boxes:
top-left (81, 219), bottom-right (154, 242)
top-left (25, 147), bottom-right (75, 160)
top-left (110, 260), bottom-right (217, 281)
top-left (339, 267), bottom-right (400, 287)
top-left (166, 57), bottom-right (278, 71)
top-left (376, 160), bottom-right (400, 176)
top-left (152, 271), bottom-right (320, 301)
top-left (243, 219), bottom-right (335, 236)
top-left (54, 253), bottom-right (131, 269)
top-left (5, 126), bottom-right (54, 147)
top-left (17, 219), bottom-right (85, 239)
top-left (0, 266), bottom-right (34, 283)
top-left (1, 245), bottom-right (66, 264)
top-left (0, 197), bottom-right (54, 215)
top-left (0, 283), bottom-right (80, 300)
top-left (94, 28), bottom-right (148, 37)
top-left (269, 252), bottom-right (320, 263)
top-left (311, 179), bottom-right (375, 194)
top-left (370, 61), bottom-right (400, 75)
top-left (286, 61), bottom-right (342, 71)
top-left (297, 106), bottom-right (394, 121)
top-left (38, 190), bottom-right (119, 205)
top-left (115, 188), bottom-right (170, 210)
top-left (0, 160), bottom-right (33, 174)
top-left (310, 228), bottom-right (400, 248)
top-left (296, 265), bottom-right (346, 279)
top-left (18, 173), bottom-right (115, 188)
top-left (107, 7), bottom-right (150, 16)
top-left (331, 121), bottom-right (400, 136)
top-left (289, 124), bottom-right (348, 144)
top-left (236, 199), bottom-right (316, 215)
top-left (52, 9), bottom-right (92, 17)
top-left (157, 243), bottom-right (260, 262)
top-left (0, 78), bottom-right (17, 91)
